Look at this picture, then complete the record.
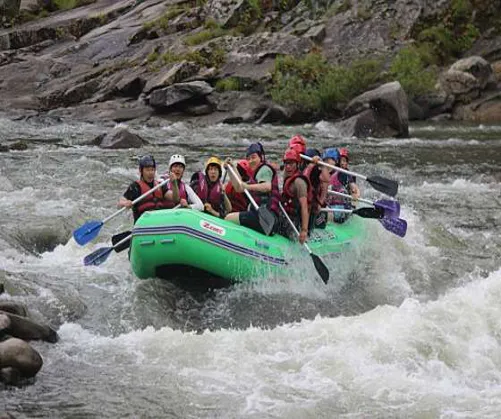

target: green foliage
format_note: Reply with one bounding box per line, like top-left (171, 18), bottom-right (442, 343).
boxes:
top-left (215, 77), bottom-right (244, 91)
top-left (389, 46), bottom-right (437, 98)
top-left (184, 26), bottom-right (227, 45)
top-left (147, 51), bottom-right (160, 63)
top-left (269, 53), bottom-right (383, 114)
top-left (53, 0), bottom-right (95, 10)
top-left (326, 0), bottom-right (351, 17)
top-left (184, 47), bottom-right (226, 68)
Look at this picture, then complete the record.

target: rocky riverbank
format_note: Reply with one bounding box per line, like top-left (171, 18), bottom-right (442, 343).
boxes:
top-left (0, 0), bottom-right (500, 138)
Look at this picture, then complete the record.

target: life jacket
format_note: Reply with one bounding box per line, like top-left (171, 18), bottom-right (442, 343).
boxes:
top-left (302, 164), bottom-right (325, 215)
top-left (225, 182), bottom-right (248, 212)
top-left (327, 172), bottom-right (351, 206)
top-left (193, 171), bottom-right (223, 213)
top-left (281, 172), bottom-right (312, 220)
top-left (134, 180), bottom-right (169, 221)
top-left (247, 162), bottom-right (280, 215)
top-left (163, 178), bottom-right (187, 209)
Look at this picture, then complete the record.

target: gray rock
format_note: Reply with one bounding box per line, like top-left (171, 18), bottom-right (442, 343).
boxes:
top-left (1, 311), bottom-right (58, 343)
top-left (440, 69), bottom-right (480, 104)
top-left (143, 61), bottom-right (200, 94)
top-left (95, 128), bottom-right (148, 149)
top-left (203, 0), bottom-right (246, 27)
top-left (0, 337), bottom-right (43, 384)
top-left (450, 56), bottom-right (495, 90)
top-left (0, 0), bottom-right (20, 17)
top-left (344, 81), bottom-right (409, 138)
top-left (149, 81), bottom-right (213, 109)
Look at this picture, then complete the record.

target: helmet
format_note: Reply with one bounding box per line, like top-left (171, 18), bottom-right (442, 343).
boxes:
top-left (304, 148), bottom-right (321, 158)
top-left (236, 159), bottom-right (252, 179)
top-left (246, 142), bottom-right (264, 158)
top-left (338, 148), bottom-right (349, 160)
top-left (283, 148), bottom-right (300, 163)
top-left (288, 135), bottom-right (306, 155)
top-left (139, 155), bottom-right (156, 169)
top-left (169, 154), bottom-right (186, 169)
top-left (205, 156), bottom-right (222, 178)
top-left (322, 148), bottom-right (339, 161)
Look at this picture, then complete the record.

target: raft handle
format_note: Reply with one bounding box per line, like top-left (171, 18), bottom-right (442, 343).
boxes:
top-left (254, 240), bottom-right (270, 250)
top-left (139, 240), bottom-right (155, 246)
top-left (160, 239), bottom-right (175, 244)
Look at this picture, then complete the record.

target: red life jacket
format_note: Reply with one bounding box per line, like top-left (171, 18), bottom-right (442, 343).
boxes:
top-left (247, 162), bottom-right (280, 215)
top-left (163, 179), bottom-right (187, 209)
top-left (281, 172), bottom-right (312, 218)
top-left (134, 180), bottom-right (169, 220)
top-left (194, 171), bottom-right (223, 213)
top-left (225, 182), bottom-right (248, 212)
top-left (302, 164), bottom-right (324, 215)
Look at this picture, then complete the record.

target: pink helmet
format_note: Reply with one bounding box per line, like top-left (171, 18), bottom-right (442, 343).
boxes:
top-left (283, 148), bottom-right (300, 163)
top-left (338, 147), bottom-right (349, 160)
top-left (288, 135), bottom-right (306, 156)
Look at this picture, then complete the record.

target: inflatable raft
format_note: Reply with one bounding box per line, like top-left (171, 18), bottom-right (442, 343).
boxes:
top-left (129, 208), bottom-right (365, 283)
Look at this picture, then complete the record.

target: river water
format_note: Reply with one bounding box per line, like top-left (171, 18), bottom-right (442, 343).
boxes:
top-left (1, 115), bottom-right (500, 418)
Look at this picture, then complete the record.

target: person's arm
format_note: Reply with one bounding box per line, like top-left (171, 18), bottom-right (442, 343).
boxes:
top-left (244, 182), bottom-right (271, 193)
top-left (349, 182), bottom-right (360, 201)
top-left (224, 159), bottom-right (245, 193)
top-left (186, 185), bottom-right (204, 211)
top-left (298, 196), bottom-right (309, 244)
top-left (244, 165), bottom-right (272, 193)
top-left (164, 172), bottom-right (179, 203)
top-left (118, 183), bottom-right (138, 208)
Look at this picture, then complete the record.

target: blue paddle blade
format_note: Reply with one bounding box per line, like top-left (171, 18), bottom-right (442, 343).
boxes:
top-left (73, 220), bottom-right (103, 246)
top-left (379, 217), bottom-right (407, 238)
top-left (375, 200), bottom-right (400, 218)
top-left (83, 246), bottom-right (113, 266)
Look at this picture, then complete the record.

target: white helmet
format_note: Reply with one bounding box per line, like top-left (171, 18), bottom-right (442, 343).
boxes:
top-left (169, 154), bottom-right (186, 169)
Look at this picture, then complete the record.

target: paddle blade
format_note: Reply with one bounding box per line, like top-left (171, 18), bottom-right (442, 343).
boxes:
top-left (353, 207), bottom-right (384, 219)
top-left (379, 217), bottom-right (407, 238)
top-left (310, 253), bottom-right (329, 284)
top-left (258, 206), bottom-right (276, 236)
top-left (83, 246), bottom-right (113, 266)
top-left (375, 199), bottom-right (400, 218)
top-left (73, 220), bottom-right (103, 246)
top-left (367, 176), bottom-right (399, 197)
top-left (111, 231), bottom-right (132, 253)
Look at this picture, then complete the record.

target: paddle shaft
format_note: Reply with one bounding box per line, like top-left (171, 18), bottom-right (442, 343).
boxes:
top-left (321, 208), bottom-right (356, 214)
top-left (226, 164), bottom-right (259, 211)
top-left (102, 176), bottom-right (170, 224)
top-left (300, 154), bottom-right (367, 181)
top-left (328, 189), bottom-right (374, 206)
top-left (278, 202), bottom-right (314, 254)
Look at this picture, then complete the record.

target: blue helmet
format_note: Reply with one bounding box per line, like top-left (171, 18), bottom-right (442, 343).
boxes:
top-left (246, 142), bottom-right (265, 158)
top-left (138, 155), bottom-right (156, 169)
top-left (322, 148), bottom-right (339, 161)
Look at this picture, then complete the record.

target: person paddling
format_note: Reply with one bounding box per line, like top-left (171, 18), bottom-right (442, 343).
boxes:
top-left (338, 148), bottom-right (360, 200)
top-left (279, 148), bottom-right (311, 244)
top-left (162, 154), bottom-right (203, 211)
top-left (190, 156), bottom-right (232, 218)
top-left (224, 142), bottom-right (280, 234)
top-left (224, 159), bottom-right (252, 213)
top-left (118, 155), bottom-right (170, 223)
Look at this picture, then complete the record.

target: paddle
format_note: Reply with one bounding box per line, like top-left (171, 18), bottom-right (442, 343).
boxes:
top-left (73, 177), bottom-right (170, 246)
top-left (379, 216), bottom-right (407, 238)
top-left (278, 202), bottom-right (329, 284)
top-left (328, 190), bottom-right (400, 218)
top-left (301, 154), bottom-right (399, 197)
top-left (83, 234), bottom-right (132, 266)
top-left (320, 206), bottom-right (385, 219)
top-left (226, 163), bottom-right (276, 236)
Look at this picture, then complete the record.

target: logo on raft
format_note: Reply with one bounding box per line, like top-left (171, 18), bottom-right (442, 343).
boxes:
top-left (199, 220), bottom-right (226, 236)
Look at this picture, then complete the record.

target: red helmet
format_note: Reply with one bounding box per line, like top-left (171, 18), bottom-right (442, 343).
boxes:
top-left (236, 159), bottom-right (253, 177)
top-left (283, 148), bottom-right (300, 163)
top-left (338, 147), bottom-right (349, 160)
top-left (288, 135), bottom-right (306, 155)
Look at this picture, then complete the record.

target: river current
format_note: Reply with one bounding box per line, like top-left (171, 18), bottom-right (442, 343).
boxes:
top-left (0, 115), bottom-right (500, 418)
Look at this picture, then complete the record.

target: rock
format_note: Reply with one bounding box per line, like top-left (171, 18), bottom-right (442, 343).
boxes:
top-left (0, 0), bottom-right (21, 18)
top-left (0, 337), bottom-right (43, 384)
top-left (203, 0), bottom-right (246, 27)
top-left (143, 61), bottom-right (200, 94)
top-left (452, 92), bottom-right (501, 123)
top-left (440, 69), bottom-right (480, 104)
top-left (0, 302), bottom-right (27, 317)
top-left (449, 56), bottom-right (494, 90)
top-left (0, 145), bottom-right (9, 153)
top-left (303, 24), bottom-right (326, 43)
top-left (8, 140), bottom-right (28, 151)
top-left (94, 128), bottom-right (148, 149)
top-left (149, 81), bottom-right (214, 109)
top-left (466, 34), bottom-right (501, 63)
top-left (344, 81), bottom-right (409, 138)
top-left (1, 311), bottom-right (58, 343)
top-left (412, 90), bottom-right (454, 119)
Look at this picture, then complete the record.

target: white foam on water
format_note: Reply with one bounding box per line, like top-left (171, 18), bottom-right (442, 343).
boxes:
top-left (48, 267), bottom-right (501, 417)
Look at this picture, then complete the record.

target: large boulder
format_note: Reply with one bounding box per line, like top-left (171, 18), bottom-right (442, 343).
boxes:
top-left (93, 128), bottom-right (148, 149)
top-left (452, 92), bottom-right (501, 123)
top-left (149, 81), bottom-right (214, 109)
top-left (440, 69), bottom-right (481, 104)
top-left (0, 336), bottom-right (43, 384)
top-left (449, 56), bottom-right (495, 90)
top-left (1, 311), bottom-right (58, 343)
top-left (343, 81), bottom-right (409, 138)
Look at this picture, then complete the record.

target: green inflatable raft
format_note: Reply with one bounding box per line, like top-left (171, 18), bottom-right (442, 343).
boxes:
top-left (129, 208), bottom-right (365, 283)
